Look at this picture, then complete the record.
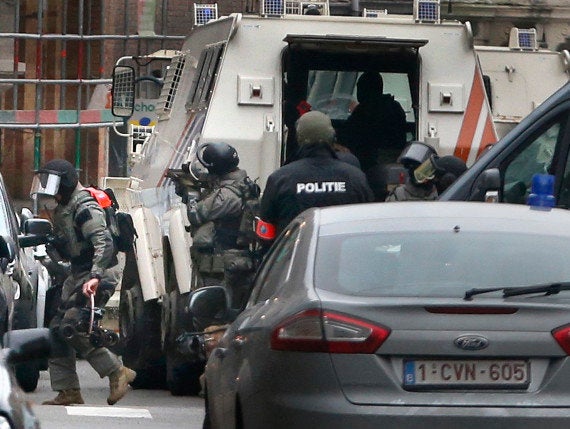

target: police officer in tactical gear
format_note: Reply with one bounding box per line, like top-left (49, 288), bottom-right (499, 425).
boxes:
top-left (385, 141), bottom-right (439, 201)
top-left (186, 142), bottom-right (258, 309)
top-left (408, 152), bottom-right (468, 196)
top-left (259, 110), bottom-right (374, 237)
top-left (30, 159), bottom-right (136, 406)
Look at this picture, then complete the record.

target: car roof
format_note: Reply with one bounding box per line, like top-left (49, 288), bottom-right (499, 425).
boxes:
top-left (306, 201), bottom-right (570, 236)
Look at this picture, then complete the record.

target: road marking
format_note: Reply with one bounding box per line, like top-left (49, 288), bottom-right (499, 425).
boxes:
top-left (65, 406), bottom-right (152, 418)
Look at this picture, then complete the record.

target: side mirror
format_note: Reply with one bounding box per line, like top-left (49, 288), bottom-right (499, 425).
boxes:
top-left (188, 286), bottom-right (233, 325)
top-left (3, 328), bottom-right (52, 364)
top-left (469, 168), bottom-right (501, 202)
top-left (19, 218), bottom-right (53, 248)
top-left (111, 65), bottom-right (136, 118)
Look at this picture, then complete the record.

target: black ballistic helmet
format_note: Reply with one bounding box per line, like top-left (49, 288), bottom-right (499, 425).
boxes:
top-left (40, 159), bottom-right (79, 204)
top-left (197, 142), bottom-right (239, 176)
top-left (397, 141), bottom-right (437, 170)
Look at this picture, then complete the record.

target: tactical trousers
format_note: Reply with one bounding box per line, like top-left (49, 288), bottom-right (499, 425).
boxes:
top-left (193, 249), bottom-right (255, 309)
top-left (223, 250), bottom-right (255, 309)
top-left (48, 264), bottom-right (122, 391)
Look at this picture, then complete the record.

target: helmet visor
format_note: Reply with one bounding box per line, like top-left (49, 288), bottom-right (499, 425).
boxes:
top-left (30, 171), bottom-right (62, 197)
top-left (413, 157), bottom-right (438, 184)
top-left (196, 144), bottom-right (212, 168)
top-left (398, 142), bottom-right (436, 167)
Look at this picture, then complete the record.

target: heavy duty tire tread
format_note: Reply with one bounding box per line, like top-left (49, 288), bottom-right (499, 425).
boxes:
top-left (14, 360), bottom-right (40, 392)
top-left (119, 250), bottom-right (166, 390)
top-left (165, 262), bottom-right (204, 396)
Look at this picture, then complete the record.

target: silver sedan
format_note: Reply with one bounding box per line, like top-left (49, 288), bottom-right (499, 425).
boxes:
top-left (191, 201), bottom-right (570, 429)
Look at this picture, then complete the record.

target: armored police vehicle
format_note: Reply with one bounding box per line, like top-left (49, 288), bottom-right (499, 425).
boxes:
top-left (441, 79), bottom-right (570, 209)
top-left (108, 0), bottom-right (498, 394)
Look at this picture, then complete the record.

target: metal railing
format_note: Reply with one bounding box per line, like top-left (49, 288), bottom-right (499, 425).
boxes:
top-left (0, 0), bottom-right (186, 175)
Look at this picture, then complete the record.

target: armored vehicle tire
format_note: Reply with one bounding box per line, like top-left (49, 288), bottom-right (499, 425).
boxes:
top-left (164, 265), bottom-right (204, 396)
top-left (119, 283), bottom-right (166, 389)
top-left (119, 253), bottom-right (166, 390)
top-left (14, 360), bottom-right (40, 392)
top-left (166, 351), bottom-right (204, 396)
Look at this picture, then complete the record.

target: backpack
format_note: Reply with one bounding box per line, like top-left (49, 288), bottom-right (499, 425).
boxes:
top-left (224, 177), bottom-right (261, 249)
top-left (85, 187), bottom-right (138, 252)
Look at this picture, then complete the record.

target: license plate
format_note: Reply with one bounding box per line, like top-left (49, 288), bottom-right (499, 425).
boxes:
top-left (403, 359), bottom-right (530, 389)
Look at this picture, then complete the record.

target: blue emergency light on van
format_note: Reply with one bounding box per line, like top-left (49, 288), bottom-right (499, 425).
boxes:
top-left (527, 174), bottom-right (555, 210)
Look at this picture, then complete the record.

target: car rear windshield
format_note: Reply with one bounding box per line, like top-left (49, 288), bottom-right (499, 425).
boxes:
top-left (315, 231), bottom-right (570, 297)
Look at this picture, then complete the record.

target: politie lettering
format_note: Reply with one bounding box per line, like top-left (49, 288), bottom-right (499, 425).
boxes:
top-left (296, 181), bottom-right (346, 194)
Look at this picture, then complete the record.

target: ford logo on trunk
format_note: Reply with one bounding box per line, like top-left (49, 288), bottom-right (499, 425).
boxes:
top-left (454, 335), bottom-right (489, 351)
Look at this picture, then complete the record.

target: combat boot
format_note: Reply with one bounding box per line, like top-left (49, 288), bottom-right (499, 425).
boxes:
top-left (42, 389), bottom-right (85, 405)
top-left (107, 366), bottom-right (136, 405)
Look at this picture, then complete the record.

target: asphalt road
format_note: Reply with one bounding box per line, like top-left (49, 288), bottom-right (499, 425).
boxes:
top-left (25, 360), bottom-right (205, 429)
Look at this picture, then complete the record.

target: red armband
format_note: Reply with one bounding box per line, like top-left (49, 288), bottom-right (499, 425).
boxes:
top-left (256, 219), bottom-right (276, 240)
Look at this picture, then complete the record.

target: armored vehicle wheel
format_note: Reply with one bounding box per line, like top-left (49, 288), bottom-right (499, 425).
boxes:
top-left (119, 251), bottom-right (166, 389)
top-left (163, 264), bottom-right (204, 396)
top-left (166, 346), bottom-right (204, 396)
top-left (14, 360), bottom-right (40, 392)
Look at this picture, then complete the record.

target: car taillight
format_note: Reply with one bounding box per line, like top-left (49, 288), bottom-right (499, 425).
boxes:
top-left (552, 324), bottom-right (570, 355)
top-left (271, 309), bottom-right (390, 353)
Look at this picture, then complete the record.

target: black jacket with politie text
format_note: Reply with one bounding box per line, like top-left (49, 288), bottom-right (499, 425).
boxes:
top-left (260, 145), bottom-right (374, 234)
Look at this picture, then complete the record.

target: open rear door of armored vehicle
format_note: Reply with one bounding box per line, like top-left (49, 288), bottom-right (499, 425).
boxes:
top-left (281, 35), bottom-right (428, 163)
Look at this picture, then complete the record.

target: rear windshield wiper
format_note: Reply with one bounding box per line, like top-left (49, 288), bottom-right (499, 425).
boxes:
top-left (464, 282), bottom-right (570, 300)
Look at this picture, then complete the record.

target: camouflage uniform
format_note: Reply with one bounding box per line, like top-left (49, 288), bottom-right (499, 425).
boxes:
top-left (187, 169), bottom-right (255, 309)
top-left (47, 187), bottom-right (123, 391)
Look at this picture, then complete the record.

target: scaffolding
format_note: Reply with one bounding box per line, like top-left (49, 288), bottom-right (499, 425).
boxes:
top-left (0, 0), bottom-right (187, 200)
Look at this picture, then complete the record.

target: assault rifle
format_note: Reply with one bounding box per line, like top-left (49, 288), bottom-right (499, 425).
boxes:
top-left (166, 167), bottom-right (215, 203)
